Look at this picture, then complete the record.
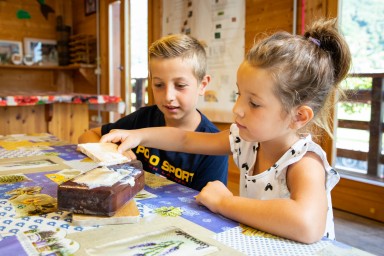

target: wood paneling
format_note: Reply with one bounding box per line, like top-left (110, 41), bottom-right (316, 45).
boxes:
top-left (0, 102), bottom-right (90, 144)
top-left (0, 106), bottom-right (47, 135)
top-left (245, 0), bottom-right (293, 51)
top-left (0, 103), bottom-right (87, 144)
top-left (148, 0), bottom-right (163, 45)
top-left (73, 71), bottom-right (98, 94)
top-left (71, 0), bottom-right (96, 36)
top-left (0, 0), bottom-right (57, 41)
top-left (71, 0), bottom-right (98, 96)
top-left (0, 68), bottom-right (56, 92)
top-left (48, 103), bottom-right (89, 143)
top-left (98, 1), bottom-right (109, 97)
top-left (332, 177), bottom-right (384, 222)
top-left (147, 0), bottom-right (163, 106)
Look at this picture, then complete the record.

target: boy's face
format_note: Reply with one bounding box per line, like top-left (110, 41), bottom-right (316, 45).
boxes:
top-left (149, 57), bottom-right (208, 125)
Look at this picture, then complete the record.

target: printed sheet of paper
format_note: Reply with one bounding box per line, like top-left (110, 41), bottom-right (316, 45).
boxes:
top-left (163, 0), bottom-right (245, 122)
top-left (86, 226), bottom-right (218, 256)
top-left (67, 215), bottom-right (244, 255)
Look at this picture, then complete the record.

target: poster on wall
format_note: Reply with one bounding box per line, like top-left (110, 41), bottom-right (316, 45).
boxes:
top-left (162, 0), bottom-right (245, 123)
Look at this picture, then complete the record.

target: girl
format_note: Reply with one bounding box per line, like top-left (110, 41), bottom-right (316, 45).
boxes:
top-left (101, 18), bottom-right (351, 244)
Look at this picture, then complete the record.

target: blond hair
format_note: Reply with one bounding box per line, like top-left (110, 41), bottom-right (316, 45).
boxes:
top-left (149, 34), bottom-right (207, 82)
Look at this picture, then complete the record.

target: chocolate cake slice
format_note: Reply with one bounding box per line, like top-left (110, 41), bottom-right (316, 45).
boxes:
top-left (57, 160), bottom-right (145, 216)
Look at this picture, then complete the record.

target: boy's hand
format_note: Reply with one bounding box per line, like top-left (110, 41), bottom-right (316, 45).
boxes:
top-left (100, 129), bottom-right (142, 153)
top-left (123, 150), bottom-right (137, 160)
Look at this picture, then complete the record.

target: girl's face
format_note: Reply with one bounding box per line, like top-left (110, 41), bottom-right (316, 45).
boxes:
top-left (233, 61), bottom-right (293, 142)
top-left (150, 57), bottom-right (207, 126)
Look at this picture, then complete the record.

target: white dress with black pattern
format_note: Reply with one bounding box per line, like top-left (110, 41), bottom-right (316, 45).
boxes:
top-left (229, 123), bottom-right (340, 240)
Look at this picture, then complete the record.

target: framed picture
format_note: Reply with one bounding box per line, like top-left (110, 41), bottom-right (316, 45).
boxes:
top-left (85, 0), bottom-right (97, 16)
top-left (0, 40), bottom-right (23, 64)
top-left (23, 38), bottom-right (58, 66)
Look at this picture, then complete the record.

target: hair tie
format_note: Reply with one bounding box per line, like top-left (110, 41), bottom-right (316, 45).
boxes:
top-left (308, 37), bottom-right (321, 47)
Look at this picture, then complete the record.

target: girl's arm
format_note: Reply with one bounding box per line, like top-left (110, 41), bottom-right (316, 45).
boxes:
top-left (196, 152), bottom-right (327, 244)
top-left (100, 127), bottom-right (232, 155)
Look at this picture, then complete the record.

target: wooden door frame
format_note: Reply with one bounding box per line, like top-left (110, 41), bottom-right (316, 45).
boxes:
top-left (147, 0), bottom-right (162, 106)
top-left (99, 0), bottom-right (128, 119)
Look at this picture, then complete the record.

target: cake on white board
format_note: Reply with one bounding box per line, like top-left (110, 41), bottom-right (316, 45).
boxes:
top-left (77, 142), bottom-right (130, 166)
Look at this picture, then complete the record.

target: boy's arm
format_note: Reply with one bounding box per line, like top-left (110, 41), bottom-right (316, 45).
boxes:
top-left (78, 127), bottom-right (102, 143)
top-left (192, 154), bottom-right (228, 191)
top-left (101, 127), bottom-right (232, 155)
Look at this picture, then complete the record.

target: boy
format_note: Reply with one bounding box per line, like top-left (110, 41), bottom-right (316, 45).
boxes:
top-left (79, 34), bottom-right (228, 191)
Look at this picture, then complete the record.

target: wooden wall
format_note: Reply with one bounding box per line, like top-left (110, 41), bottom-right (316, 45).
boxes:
top-left (244, 0), bottom-right (294, 52)
top-left (0, 0), bottom-right (96, 95)
top-left (71, 1), bottom-right (96, 36)
top-left (71, 0), bottom-right (98, 95)
top-left (0, 0), bottom-right (92, 143)
top-left (0, 106), bottom-right (47, 135)
top-left (332, 178), bottom-right (384, 222)
top-left (0, 0), bottom-right (58, 41)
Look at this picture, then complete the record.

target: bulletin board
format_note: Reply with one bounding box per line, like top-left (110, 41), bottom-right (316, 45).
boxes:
top-left (162, 0), bottom-right (245, 123)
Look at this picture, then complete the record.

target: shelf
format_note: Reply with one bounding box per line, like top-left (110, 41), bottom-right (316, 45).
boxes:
top-left (0, 64), bottom-right (96, 71)
top-left (0, 64), bottom-right (97, 92)
top-left (0, 93), bottom-right (122, 106)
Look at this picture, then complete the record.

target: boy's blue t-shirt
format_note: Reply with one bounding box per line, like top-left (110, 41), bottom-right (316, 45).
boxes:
top-left (101, 105), bottom-right (228, 191)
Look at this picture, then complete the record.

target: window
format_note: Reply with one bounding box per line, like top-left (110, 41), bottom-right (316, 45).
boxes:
top-left (130, 0), bottom-right (148, 112)
top-left (336, 0), bottom-right (384, 179)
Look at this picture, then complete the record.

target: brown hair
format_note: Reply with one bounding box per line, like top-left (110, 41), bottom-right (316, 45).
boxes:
top-left (246, 18), bottom-right (351, 137)
top-left (148, 34), bottom-right (207, 82)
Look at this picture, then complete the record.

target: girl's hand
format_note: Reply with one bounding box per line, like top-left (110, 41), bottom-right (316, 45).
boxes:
top-left (100, 129), bottom-right (142, 153)
top-left (195, 180), bottom-right (233, 214)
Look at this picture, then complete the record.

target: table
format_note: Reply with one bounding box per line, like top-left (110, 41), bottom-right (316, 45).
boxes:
top-left (0, 133), bottom-right (373, 255)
